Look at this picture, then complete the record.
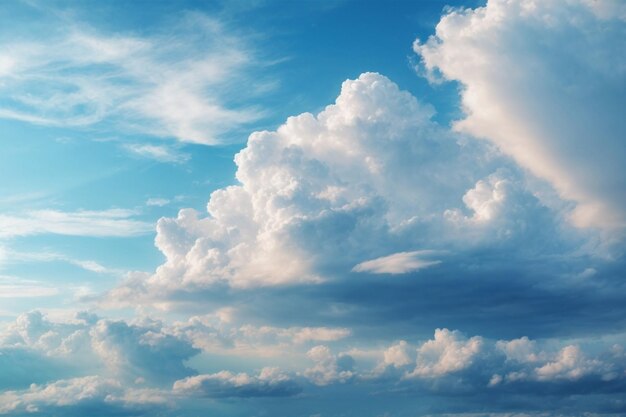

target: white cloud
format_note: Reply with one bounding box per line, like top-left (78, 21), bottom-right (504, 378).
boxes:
top-left (0, 276), bottom-right (59, 298)
top-left (173, 367), bottom-right (300, 398)
top-left (111, 72), bottom-right (533, 299)
top-left (169, 313), bottom-right (350, 357)
top-left (534, 345), bottom-right (601, 381)
top-left (406, 329), bottom-right (483, 378)
top-left (0, 13), bottom-right (266, 144)
top-left (0, 208), bottom-right (152, 238)
top-left (1, 249), bottom-right (117, 275)
top-left (0, 376), bottom-right (167, 414)
top-left (414, 0), bottom-right (626, 230)
top-left (146, 198), bottom-right (171, 207)
top-left (382, 340), bottom-right (413, 368)
top-left (352, 251), bottom-right (441, 274)
top-left (0, 311), bottom-right (198, 383)
top-left (304, 345), bottom-right (354, 386)
top-left (496, 337), bottom-right (542, 363)
top-left (123, 144), bottom-right (190, 164)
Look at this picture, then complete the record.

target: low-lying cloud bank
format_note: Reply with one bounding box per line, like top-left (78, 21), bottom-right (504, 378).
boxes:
top-left (1, 311), bottom-right (624, 415)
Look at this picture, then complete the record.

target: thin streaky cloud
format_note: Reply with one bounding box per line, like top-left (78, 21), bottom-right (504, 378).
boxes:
top-left (0, 14), bottom-right (268, 145)
top-left (0, 209), bottom-right (152, 238)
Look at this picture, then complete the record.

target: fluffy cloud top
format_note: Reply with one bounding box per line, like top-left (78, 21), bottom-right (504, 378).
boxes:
top-left (304, 345), bottom-right (355, 386)
top-left (112, 71), bottom-right (569, 302)
top-left (407, 329), bottom-right (483, 378)
top-left (415, 0), bottom-right (626, 230)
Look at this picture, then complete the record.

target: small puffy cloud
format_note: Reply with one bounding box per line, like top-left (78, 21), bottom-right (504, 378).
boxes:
top-left (382, 340), bottom-right (413, 368)
top-left (352, 251), bottom-right (441, 274)
top-left (534, 345), bottom-right (602, 381)
top-left (496, 337), bottom-right (542, 363)
top-left (414, 0), bottom-right (626, 230)
top-left (304, 345), bottom-right (355, 386)
top-left (407, 329), bottom-right (483, 378)
top-left (173, 367), bottom-right (301, 398)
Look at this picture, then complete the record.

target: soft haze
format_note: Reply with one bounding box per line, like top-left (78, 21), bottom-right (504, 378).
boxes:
top-left (1, 0), bottom-right (625, 416)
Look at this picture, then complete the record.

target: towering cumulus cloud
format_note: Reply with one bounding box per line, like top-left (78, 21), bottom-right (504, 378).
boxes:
top-left (113, 71), bottom-right (564, 300)
top-left (414, 0), bottom-right (626, 229)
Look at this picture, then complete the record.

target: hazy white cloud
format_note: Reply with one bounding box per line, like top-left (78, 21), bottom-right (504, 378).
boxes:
top-left (0, 13), bottom-right (266, 144)
top-left (415, 0), bottom-right (626, 230)
top-left (0, 276), bottom-right (59, 298)
top-left (146, 198), bottom-right (171, 207)
top-left (169, 313), bottom-right (350, 357)
top-left (0, 208), bottom-right (152, 238)
top-left (123, 144), bottom-right (190, 164)
top-left (173, 367), bottom-right (301, 398)
top-left (352, 250), bottom-right (441, 274)
top-left (1, 249), bottom-right (117, 275)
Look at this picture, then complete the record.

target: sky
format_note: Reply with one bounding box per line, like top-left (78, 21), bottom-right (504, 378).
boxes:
top-left (0, 0), bottom-right (625, 416)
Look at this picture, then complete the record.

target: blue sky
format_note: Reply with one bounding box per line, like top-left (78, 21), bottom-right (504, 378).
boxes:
top-left (0, 0), bottom-right (625, 416)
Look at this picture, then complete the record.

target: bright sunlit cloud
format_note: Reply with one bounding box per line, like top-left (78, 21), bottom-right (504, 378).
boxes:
top-left (0, 1), bottom-right (624, 416)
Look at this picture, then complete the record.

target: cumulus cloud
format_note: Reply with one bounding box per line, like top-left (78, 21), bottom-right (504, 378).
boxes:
top-left (109, 71), bottom-right (569, 304)
top-left (534, 345), bottom-right (600, 381)
top-left (0, 376), bottom-right (167, 415)
top-left (0, 311), bottom-right (199, 385)
top-left (382, 340), bottom-right (413, 368)
top-left (304, 345), bottom-right (355, 385)
top-left (414, 0), bottom-right (626, 230)
top-left (0, 13), bottom-right (265, 144)
top-left (407, 328), bottom-right (483, 378)
top-left (173, 367), bottom-right (301, 398)
top-left (90, 319), bottom-right (199, 383)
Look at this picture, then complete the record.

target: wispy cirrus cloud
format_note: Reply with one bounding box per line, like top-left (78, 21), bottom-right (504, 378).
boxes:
top-left (0, 248), bottom-right (120, 275)
top-left (122, 143), bottom-right (190, 164)
top-left (0, 12), bottom-right (268, 145)
top-left (0, 275), bottom-right (59, 298)
top-left (0, 209), bottom-right (152, 238)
